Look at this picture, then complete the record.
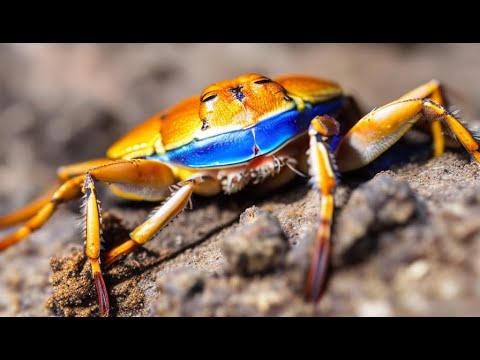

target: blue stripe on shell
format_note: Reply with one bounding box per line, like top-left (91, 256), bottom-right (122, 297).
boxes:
top-left (147, 97), bottom-right (345, 168)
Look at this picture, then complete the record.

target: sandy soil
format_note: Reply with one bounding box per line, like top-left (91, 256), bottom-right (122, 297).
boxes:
top-left (0, 43), bottom-right (480, 316)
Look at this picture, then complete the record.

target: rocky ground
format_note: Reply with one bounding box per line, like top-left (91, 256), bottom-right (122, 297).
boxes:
top-left (0, 43), bottom-right (480, 317)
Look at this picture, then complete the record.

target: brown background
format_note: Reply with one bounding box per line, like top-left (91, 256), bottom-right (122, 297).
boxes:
top-left (1, 43), bottom-right (479, 316)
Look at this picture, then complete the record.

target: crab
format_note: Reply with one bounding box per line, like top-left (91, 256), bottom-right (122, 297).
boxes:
top-left (1, 73), bottom-right (479, 316)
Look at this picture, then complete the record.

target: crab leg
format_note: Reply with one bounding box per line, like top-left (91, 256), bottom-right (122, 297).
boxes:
top-left (102, 178), bottom-right (200, 267)
top-left (72, 160), bottom-right (177, 316)
top-left (304, 116), bottom-right (339, 301)
top-left (83, 174), bottom-right (109, 316)
top-left (0, 160), bottom-right (175, 251)
top-left (395, 80), bottom-right (448, 157)
top-left (0, 159), bottom-right (177, 315)
top-left (335, 98), bottom-right (480, 172)
top-left (56, 158), bottom-right (115, 181)
top-left (0, 158), bottom-right (113, 229)
top-left (0, 184), bottom-right (60, 229)
top-left (0, 175), bottom-right (85, 250)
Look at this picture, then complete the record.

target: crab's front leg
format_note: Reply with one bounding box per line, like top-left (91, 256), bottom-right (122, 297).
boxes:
top-left (101, 178), bottom-right (200, 268)
top-left (304, 115), bottom-right (340, 301)
top-left (335, 97), bottom-right (480, 172)
top-left (1, 159), bottom-right (178, 316)
top-left (78, 159), bottom-right (177, 316)
top-left (83, 174), bottom-right (109, 316)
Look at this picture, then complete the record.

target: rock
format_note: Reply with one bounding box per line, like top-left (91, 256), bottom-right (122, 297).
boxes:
top-left (222, 207), bottom-right (289, 276)
top-left (333, 175), bottom-right (419, 265)
top-left (152, 267), bottom-right (315, 317)
top-left (153, 268), bottom-right (207, 316)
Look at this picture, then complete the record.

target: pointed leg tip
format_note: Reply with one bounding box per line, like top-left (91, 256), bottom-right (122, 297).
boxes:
top-left (304, 271), bottom-right (329, 303)
top-left (93, 272), bottom-right (110, 317)
top-left (304, 238), bottom-right (331, 303)
top-left (304, 276), bottom-right (326, 303)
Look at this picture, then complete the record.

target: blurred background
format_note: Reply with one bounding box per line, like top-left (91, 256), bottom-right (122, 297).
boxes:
top-left (0, 43), bottom-right (479, 210)
top-left (1, 43), bottom-right (480, 316)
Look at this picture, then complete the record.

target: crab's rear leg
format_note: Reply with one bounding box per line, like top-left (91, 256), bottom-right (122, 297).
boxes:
top-left (0, 183), bottom-right (60, 229)
top-left (335, 98), bottom-right (480, 172)
top-left (397, 80), bottom-right (447, 157)
top-left (305, 115), bottom-right (339, 301)
top-left (0, 175), bottom-right (86, 250)
top-left (396, 80), bottom-right (449, 157)
top-left (0, 158), bottom-right (113, 229)
top-left (0, 159), bottom-right (176, 316)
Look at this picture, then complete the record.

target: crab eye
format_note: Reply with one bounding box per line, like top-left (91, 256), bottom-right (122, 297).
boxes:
top-left (254, 78), bottom-right (272, 85)
top-left (201, 93), bottom-right (217, 103)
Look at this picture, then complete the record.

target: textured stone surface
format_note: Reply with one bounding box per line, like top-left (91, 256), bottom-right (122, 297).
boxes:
top-left (222, 207), bottom-right (288, 276)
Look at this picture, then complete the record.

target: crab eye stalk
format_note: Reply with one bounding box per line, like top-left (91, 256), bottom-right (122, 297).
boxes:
top-left (254, 77), bottom-right (273, 85)
top-left (201, 93), bottom-right (217, 103)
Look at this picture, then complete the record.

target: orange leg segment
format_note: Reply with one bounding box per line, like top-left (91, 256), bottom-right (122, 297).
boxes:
top-left (304, 116), bottom-right (338, 301)
top-left (431, 121), bottom-right (445, 158)
top-left (103, 179), bottom-right (197, 267)
top-left (0, 183), bottom-right (60, 229)
top-left (83, 174), bottom-right (109, 316)
top-left (0, 158), bottom-right (112, 230)
top-left (0, 175), bottom-right (85, 251)
top-left (79, 159), bottom-right (176, 315)
top-left (397, 80), bottom-right (448, 157)
top-left (57, 158), bottom-right (113, 181)
top-left (1, 158), bottom-right (177, 316)
top-left (335, 98), bottom-right (480, 172)
top-left (0, 159), bottom-right (175, 250)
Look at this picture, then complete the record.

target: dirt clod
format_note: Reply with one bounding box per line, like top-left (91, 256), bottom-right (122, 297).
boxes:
top-left (47, 246), bottom-right (98, 317)
top-left (153, 268), bottom-right (315, 316)
top-left (222, 206), bottom-right (288, 276)
top-left (334, 175), bottom-right (420, 265)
